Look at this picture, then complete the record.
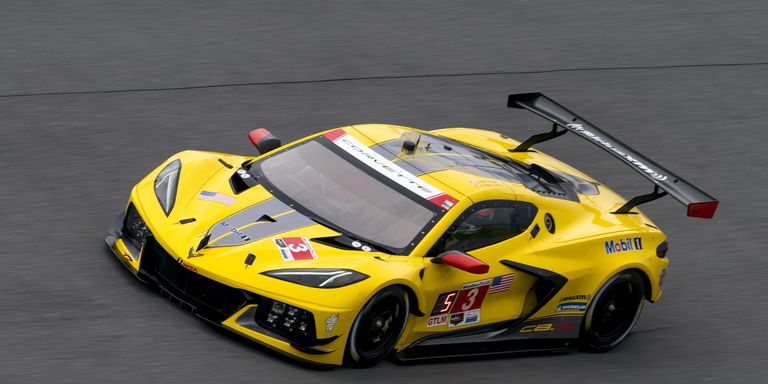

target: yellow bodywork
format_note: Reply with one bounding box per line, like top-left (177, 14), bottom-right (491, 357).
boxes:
top-left (107, 123), bottom-right (669, 366)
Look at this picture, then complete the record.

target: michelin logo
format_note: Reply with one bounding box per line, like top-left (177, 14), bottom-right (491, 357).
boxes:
top-left (556, 302), bottom-right (587, 312)
top-left (605, 237), bottom-right (643, 254)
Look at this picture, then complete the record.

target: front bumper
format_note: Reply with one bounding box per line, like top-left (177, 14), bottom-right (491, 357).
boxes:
top-left (105, 212), bottom-right (349, 366)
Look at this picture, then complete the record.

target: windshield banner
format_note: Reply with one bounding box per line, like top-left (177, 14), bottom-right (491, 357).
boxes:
top-left (324, 129), bottom-right (458, 211)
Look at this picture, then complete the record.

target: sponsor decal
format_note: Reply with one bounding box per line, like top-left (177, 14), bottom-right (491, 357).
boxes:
top-left (176, 257), bottom-right (198, 273)
top-left (560, 294), bottom-right (591, 302)
top-left (566, 123), bottom-right (668, 181)
top-left (187, 247), bottom-right (204, 259)
top-left (325, 313), bottom-right (338, 334)
top-left (431, 291), bottom-right (458, 315)
top-left (556, 302), bottom-right (587, 312)
top-left (659, 268), bottom-right (666, 287)
top-left (207, 198), bottom-right (314, 247)
top-left (429, 194), bottom-right (457, 211)
top-left (236, 168), bottom-right (251, 179)
top-left (197, 190), bottom-right (237, 206)
top-left (605, 237), bottom-right (643, 254)
top-left (468, 180), bottom-right (504, 188)
top-left (219, 221), bottom-right (252, 242)
top-left (489, 273), bottom-right (515, 294)
top-left (274, 237), bottom-right (318, 261)
top-left (349, 240), bottom-right (373, 252)
top-left (448, 309), bottom-right (480, 328)
top-left (449, 313), bottom-right (464, 326)
top-left (325, 130), bottom-right (459, 211)
top-left (465, 309), bottom-right (480, 324)
top-left (520, 322), bottom-right (574, 333)
top-left (426, 314), bottom-right (448, 327)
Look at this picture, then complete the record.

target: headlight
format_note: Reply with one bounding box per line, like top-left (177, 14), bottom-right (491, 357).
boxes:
top-left (154, 159), bottom-right (181, 216)
top-left (123, 203), bottom-right (151, 250)
top-left (256, 298), bottom-right (316, 344)
top-left (261, 268), bottom-right (369, 288)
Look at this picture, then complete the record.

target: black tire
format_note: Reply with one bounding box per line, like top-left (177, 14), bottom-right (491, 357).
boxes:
top-left (345, 286), bottom-right (409, 367)
top-left (580, 270), bottom-right (645, 352)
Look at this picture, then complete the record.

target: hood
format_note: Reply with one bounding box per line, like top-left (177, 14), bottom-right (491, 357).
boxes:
top-left (136, 150), bottom-right (401, 279)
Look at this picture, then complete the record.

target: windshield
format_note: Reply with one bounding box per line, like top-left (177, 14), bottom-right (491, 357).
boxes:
top-left (259, 140), bottom-right (437, 250)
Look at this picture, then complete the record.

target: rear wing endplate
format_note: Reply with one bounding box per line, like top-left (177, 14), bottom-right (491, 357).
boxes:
top-left (508, 92), bottom-right (718, 218)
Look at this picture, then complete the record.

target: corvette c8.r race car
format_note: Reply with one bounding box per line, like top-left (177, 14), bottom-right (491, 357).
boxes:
top-left (106, 93), bottom-right (717, 367)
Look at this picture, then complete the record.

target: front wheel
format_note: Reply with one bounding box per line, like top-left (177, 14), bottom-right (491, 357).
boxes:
top-left (580, 270), bottom-right (645, 352)
top-left (345, 286), bottom-right (409, 367)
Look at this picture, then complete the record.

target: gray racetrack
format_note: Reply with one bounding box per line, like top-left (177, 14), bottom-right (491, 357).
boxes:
top-left (2, 1), bottom-right (767, 382)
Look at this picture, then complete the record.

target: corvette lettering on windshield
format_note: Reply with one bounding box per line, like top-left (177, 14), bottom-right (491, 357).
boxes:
top-left (324, 129), bottom-right (458, 211)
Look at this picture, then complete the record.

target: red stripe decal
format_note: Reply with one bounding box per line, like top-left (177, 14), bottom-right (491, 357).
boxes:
top-left (427, 193), bottom-right (459, 211)
top-left (323, 129), bottom-right (346, 142)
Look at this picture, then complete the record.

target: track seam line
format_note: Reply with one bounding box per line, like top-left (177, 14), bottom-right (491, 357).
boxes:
top-left (2, 61), bottom-right (767, 99)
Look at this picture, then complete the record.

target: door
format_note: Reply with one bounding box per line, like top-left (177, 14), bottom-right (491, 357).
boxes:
top-left (415, 200), bottom-right (541, 334)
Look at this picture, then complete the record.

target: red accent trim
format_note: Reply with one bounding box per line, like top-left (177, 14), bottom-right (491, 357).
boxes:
top-left (687, 201), bottom-right (718, 219)
top-left (441, 252), bottom-right (489, 274)
top-left (427, 193), bottom-right (459, 211)
top-left (323, 129), bottom-right (346, 142)
top-left (248, 128), bottom-right (273, 146)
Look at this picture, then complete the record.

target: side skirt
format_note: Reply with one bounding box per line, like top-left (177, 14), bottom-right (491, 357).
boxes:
top-left (396, 259), bottom-right (577, 361)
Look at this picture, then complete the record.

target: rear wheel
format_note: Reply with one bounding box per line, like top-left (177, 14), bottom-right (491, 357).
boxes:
top-left (580, 270), bottom-right (645, 352)
top-left (345, 286), bottom-right (409, 367)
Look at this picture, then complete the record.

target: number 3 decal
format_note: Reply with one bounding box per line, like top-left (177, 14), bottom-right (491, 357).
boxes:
top-left (288, 243), bottom-right (308, 253)
top-left (274, 237), bottom-right (318, 261)
top-left (461, 288), bottom-right (478, 311)
top-left (452, 280), bottom-right (491, 313)
top-left (431, 280), bottom-right (491, 318)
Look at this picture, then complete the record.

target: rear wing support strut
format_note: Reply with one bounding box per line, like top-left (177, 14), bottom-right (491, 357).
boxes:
top-left (507, 92), bottom-right (718, 218)
top-left (511, 123), bottom-right (567, 152)
top-left (613, 185), bottom-right (667, 214)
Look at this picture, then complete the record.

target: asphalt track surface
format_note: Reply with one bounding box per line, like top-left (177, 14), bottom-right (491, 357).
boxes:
top-left (2, 1), bottom-right (767, 383)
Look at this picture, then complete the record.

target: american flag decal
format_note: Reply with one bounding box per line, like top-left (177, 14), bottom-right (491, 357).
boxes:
top-left (197, 190), bottom-right (236, 206)
top-left (489, 273), bottom-right (515, 294)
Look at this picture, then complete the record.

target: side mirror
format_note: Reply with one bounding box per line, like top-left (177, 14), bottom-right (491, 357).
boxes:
top-left (431, 251), bottom-right (489, 274)
top-left (248, 128), bottom-right (282, 155)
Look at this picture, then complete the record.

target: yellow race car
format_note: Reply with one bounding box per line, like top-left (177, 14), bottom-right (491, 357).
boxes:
top-left (106, 93), bottom-right (717, 367)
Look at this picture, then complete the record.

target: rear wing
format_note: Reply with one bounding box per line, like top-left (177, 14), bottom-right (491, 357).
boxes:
top-left (507, 92), bottom-right (718, 218)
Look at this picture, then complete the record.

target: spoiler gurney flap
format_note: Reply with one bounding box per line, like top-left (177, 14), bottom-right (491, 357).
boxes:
top-left (508, 92), bottom-right (718, 218)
